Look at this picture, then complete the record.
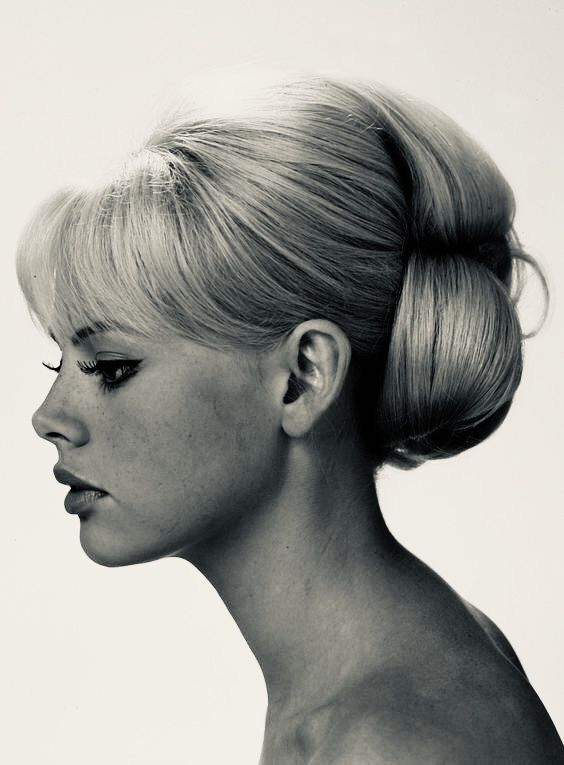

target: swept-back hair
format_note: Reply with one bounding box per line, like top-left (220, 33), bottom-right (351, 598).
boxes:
top-left (16, 73), bottom-right (547, 469)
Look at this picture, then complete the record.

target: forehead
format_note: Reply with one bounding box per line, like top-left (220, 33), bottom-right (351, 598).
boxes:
top-left (50, 323), bottom-right (103, 347)
top-left (49, 322), bottom-right (137, 347)
top-left (50, 322), bottom-right (260, 374)
top-left (47, 321), bottom-right (164, 347)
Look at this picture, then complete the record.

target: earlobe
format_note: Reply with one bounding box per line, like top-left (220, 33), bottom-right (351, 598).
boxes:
top-left (280, 320), bottom-right (351, 439)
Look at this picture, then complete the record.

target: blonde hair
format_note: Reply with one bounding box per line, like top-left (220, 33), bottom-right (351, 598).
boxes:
top-left (16, 74), bottom-right (547, 469)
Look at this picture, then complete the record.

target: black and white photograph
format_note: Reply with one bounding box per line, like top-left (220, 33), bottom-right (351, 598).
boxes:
top-left (2, 1), bottom-right (563, 762)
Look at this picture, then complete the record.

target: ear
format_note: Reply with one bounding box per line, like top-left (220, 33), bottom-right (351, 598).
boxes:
top-left (280, 320), bottom-right (352, 438)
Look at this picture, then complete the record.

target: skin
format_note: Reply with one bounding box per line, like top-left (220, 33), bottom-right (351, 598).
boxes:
top-left (34, 319), bottom-right (564, 764)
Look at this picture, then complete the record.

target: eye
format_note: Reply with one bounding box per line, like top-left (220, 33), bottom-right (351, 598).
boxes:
top-left (76, 359), bottom-right (142, 392)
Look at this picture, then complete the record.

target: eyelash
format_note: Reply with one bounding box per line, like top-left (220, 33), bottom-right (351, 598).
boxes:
top-left (42, 359), bottom-right (142, 393)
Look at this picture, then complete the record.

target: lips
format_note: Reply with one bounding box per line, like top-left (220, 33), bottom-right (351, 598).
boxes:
top-left (53, 465), bottom-right (106, 493)
top-left (64, 487), bottom-right (108, 514)
top-left (53, 466), bottom-right (109, 515)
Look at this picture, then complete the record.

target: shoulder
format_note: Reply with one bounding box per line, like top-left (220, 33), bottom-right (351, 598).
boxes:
top-left (460, 598), bottom-right (528, 677)
top-left (306, 670), bottom-right (564, 764)
top-left (310, 699), bottom-right (564, 764)
top-left (322, 707), bottom-right (563, 764)
top-left (298, 587), bottom-right (563, 764)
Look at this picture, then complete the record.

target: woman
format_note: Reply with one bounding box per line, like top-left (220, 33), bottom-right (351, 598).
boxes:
top-left (17, 74), bottom-right (563, 763)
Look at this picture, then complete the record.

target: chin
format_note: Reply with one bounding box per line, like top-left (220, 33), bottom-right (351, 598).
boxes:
top-left (78, 520), bottom-right (175, 568)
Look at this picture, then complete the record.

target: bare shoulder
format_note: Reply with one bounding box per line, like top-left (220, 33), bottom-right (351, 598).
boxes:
top-left (460, 597), bottom-right (528, 677)
top-left (307, 685), bottom-right (564, 764)
top-left (326, 702), bottom-right (563, 763)
top-left (305, 661), bottom-right (564, 764)
top-left (288, 583), bottom-right (564, 764)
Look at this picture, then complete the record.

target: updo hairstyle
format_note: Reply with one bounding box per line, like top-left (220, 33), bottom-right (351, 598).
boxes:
top-left (16, 74), bottom-right (546, 470)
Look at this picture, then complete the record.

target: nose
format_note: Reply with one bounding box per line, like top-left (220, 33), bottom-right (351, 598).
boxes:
top-left (32, 379), bottom-right (90, 448)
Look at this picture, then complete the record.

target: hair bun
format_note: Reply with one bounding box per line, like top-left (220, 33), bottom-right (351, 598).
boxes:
top-left (468, 238), bottom-right (512, 277)
top-left (374, 249), bottom-right (523, 469)
top-left (415, 237), bottom-right (513, 284)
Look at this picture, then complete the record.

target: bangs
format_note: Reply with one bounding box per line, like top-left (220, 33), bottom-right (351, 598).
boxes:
top-left (15, 150), bottom-right (217, 346)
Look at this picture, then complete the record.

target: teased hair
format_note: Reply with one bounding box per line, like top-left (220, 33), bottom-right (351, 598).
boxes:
top-left (16, 73), bottom-right (548, 469)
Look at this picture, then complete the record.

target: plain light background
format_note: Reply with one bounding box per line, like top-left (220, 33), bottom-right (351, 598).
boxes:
top-left (2, 1), bottom-right (562, 762)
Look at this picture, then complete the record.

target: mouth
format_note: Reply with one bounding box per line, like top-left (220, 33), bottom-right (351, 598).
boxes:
top-left (64, 487), bottom-right (108, 515)
top-left (54, 466), bottom-right (106, 492)
top-left (54, 465), bottom-right (109, 514)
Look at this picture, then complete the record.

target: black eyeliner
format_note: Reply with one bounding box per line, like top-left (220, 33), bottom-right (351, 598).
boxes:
top-left (76, 359), bottom-right (142, 392)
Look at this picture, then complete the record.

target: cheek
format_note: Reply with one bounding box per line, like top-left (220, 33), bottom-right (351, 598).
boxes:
top-left (97, 373), bottom-right (281, 548)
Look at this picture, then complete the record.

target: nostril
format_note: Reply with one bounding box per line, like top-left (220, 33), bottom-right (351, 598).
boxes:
top-left (30, 404), bottom-right (89, 447)
top-left (32, 414), bottom-right (64, 443)
top-left (31, 408), bottom-right (62, 441)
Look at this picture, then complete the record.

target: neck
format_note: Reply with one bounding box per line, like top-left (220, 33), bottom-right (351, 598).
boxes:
top-left (181, 440), bottom-right (408, 716)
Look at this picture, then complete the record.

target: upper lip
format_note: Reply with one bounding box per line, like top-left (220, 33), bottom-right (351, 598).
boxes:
top-left (53, 466), bottom-right (105, 492)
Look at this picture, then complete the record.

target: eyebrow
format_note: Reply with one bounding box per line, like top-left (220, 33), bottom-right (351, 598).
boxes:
top-left (49, 322), bottom-right (114, 346)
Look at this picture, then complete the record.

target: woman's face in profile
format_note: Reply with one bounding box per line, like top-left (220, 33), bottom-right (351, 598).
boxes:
top-left (33, 326), bottom-right (282, 566)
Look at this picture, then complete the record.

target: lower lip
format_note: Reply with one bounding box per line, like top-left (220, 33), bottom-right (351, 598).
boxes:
top-left (64, 488), bottom-right (108, 514)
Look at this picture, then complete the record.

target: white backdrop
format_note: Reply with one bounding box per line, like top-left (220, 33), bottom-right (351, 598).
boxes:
top-left (2, 1), bottom-right (562, 762)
